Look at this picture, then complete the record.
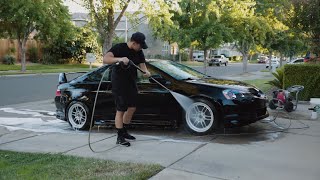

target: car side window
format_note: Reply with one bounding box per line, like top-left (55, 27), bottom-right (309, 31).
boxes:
top-left (86, 67), bottom-right (111, 82)
top-left (136, 68), bottom-right (158, 84)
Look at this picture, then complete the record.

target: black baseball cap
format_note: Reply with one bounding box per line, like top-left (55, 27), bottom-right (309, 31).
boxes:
top-left (131, 32), bottom-right (148, 49)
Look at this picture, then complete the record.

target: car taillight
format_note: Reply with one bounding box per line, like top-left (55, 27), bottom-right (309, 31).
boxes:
top-left (56, 89), bottom-right (61, 96)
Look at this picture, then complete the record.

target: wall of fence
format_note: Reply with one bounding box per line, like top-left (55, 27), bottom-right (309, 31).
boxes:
top-left (0, 39), bottom-right (42, 62)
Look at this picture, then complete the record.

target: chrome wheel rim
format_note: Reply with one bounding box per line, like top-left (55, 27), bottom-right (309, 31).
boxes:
top-left (68, 103), bottom-right (87, 129)
top-left (186, 102), bottom-right (214, 133)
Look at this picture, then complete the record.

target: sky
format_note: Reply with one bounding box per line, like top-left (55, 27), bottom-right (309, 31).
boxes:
top-left (63, 0), bottom-right (88, 13)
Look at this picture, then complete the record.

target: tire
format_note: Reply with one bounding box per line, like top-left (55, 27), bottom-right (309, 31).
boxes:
top-left (66, 101), bottom-right (91, 130)
top-left (183, 99), bottom-right (218, 135)
top-left (225, 61), bottom-right (228, 66)
top-left (217, 63), bottom-right (220, 66)
top-left (269, 99), bottom-right (278, 110)
top-left (284, 101), bottom-right (294, 112)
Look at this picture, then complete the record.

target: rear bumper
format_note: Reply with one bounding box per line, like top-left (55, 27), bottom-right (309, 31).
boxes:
top-left (209, 60), bottom-right (220, 65)
top-left (55, 96), bottom-right (66, 121)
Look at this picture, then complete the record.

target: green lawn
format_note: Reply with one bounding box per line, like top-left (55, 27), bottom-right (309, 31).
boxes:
top-left (0, 64), bottom-right (99, 75)
top-left (0, 150), bottom-right (163, 180)
top-left (243, 78), bottom-right (273, 93)
top-left (180, 61), bottom-right (204, 66)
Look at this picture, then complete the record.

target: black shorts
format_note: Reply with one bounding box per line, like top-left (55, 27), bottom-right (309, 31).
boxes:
top-left (113, 91), bottom-right (138, 112)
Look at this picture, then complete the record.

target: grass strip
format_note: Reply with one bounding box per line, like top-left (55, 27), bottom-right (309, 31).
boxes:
top-left (0, 150), bottom-right (163, 180)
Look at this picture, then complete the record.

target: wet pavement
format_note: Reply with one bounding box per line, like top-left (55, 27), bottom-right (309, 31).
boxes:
top-left (0, 99), bottom-right (320, 179)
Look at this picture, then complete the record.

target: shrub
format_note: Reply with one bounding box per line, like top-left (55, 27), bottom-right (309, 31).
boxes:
top-left (283, 64), bottom-right (320, 100)
top-left (266, 67), bottom-right (284, 89)
top-left (2, 55), bottom-right (16, 65)
top-left (8, 47), bottom-right (16, 55)
top-left (27, 47), bottom-right (39, 63)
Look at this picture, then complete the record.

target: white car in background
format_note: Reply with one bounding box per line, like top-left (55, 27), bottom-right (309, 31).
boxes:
top-left (287, 58), bottom-right (304, 64)
top-left (208, 55), bottom-right (229, 66)
top-left (266, 59), bottom-right (280, 68)
top-left (194, 55), bottom-right (205, 62)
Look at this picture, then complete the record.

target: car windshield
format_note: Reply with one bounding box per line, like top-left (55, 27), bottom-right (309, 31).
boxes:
top-left (149, 60), bottom-right (206, 80)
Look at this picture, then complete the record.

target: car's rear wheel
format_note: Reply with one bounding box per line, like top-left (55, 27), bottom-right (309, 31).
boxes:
top-left (183, 99), bottom-right (218, 135)
top-left (67, 101), bottom-right (91, 130)
top-left (225, 61), bottom-right (228, 66)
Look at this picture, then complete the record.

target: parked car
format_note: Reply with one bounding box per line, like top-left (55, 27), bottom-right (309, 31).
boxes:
top-left (266, 59), bottom-right (280, 68)
top-left (208, 55), bottom-right (229, 66)
top-left (258, 56), bottom-right (268, 63)
top-left (194, 54), bottom-right (205, 62)
top-left (287, 58), bottom-right (304, 64)
top-left (55, 60), bottom-right (269, 135)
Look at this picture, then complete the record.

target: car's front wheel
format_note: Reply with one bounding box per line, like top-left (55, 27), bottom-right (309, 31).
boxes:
top-left (183, 99), bottom-right (218, 135)
top-left (66, 101), bottom-right (91, 130)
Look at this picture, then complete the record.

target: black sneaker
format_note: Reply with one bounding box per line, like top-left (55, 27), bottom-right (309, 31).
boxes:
top-left (123, 126), bottom-right (136, 140)
top-left (116, 136), bottom-right (131, 147)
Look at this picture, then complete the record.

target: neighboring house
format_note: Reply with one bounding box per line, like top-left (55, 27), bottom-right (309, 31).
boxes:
top-left (211, 43), bottom-right (242, 58)
top-left (69, 10), bottom-right (172, 58)
top-left (71, 13), bottom-right (89, 27)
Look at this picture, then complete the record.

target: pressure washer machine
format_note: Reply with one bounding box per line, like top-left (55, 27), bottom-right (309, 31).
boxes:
top-left (268, 85), bottom-right (304, 112)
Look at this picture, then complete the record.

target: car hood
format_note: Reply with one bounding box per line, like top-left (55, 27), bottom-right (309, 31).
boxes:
top-left (185, 78), bottom-right (258, 92)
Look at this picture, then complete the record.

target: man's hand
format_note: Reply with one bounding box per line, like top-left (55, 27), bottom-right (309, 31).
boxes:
top-left (119, 57), bottom-right (130, 65)
top-left (143, 71), bottom-right (151, 77)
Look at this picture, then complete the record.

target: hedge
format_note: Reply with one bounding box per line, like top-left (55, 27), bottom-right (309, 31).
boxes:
top-left (283, 64), bottom-right (320, 100)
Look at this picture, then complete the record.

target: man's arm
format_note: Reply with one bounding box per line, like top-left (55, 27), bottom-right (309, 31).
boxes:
top-left (103, 52), bottom-right (129, 65)
top-left (139, 63), bottom-right (151, 77)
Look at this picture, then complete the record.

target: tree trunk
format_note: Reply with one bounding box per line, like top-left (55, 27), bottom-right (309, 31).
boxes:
top-left (179, 49), bottom-right (182, 63)
top-left (203, 48), bottom-right (207, 75)
top-left (189, 46), bottom-right (193, 61)
top-left (268, 51), bottom-right (272, 70)
top-left (18, 39), bottom-right (27, 72)
top-left (103, 32), bottom-right (114, 55)
top-left (242, 54), bottom-right (248, 73)
top-left (280, 53), bottom-right (283, 67)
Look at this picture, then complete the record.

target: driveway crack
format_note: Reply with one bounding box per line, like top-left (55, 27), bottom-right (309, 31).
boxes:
top-left (166, 142), bottom-right (207, 168)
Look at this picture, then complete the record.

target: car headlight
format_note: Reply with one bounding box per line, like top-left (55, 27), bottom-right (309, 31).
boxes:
top-left (222, 89), bottom-right (245, 100)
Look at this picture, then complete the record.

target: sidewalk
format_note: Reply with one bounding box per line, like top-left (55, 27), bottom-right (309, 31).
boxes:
top-left (1, 71), bottom-right (320, 179)
top-left (224, 71), bottom-right (274, 81)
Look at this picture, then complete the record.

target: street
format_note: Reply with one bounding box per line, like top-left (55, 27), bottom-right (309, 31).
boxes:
top-left (0, 73), bottom-right (84, 106)
top-left (0, 63), bottom-right (266, 106)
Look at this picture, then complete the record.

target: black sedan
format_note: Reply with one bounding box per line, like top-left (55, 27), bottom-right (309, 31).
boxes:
top-left (55, 60), bottom-right (268, 135)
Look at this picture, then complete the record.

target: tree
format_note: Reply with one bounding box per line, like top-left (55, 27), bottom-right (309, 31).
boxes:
top-left (0, 0), bottom-right (73, 72)
top-left (289, 0), bottom-right (320, 55)
top-left (150, 0), bottom-right (232, 73)
top-left (223, 0), bottom-right (272, 73)
top-left (45, 25), bottom-right (101, 64)
top-left (83, 0), bottom-right (173, 55)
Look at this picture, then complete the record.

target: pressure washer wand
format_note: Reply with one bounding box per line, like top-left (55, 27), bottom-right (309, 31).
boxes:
top-left (129, 61), bottom-right (171, 91)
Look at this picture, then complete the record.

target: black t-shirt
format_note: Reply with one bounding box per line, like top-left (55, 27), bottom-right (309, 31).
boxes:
top-left (108, 43), bottom-right (146, 94)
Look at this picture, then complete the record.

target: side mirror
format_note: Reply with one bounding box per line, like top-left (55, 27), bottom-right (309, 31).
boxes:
top-left (149, 74), bottom-right (167, 85)
top-left (58, 73), bottom-right (67, 84)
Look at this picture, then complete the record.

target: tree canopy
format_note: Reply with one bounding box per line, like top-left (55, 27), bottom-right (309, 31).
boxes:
top-left (0, 0), bottom-right (74, 71)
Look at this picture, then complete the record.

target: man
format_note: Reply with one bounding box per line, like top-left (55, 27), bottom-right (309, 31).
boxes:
top-left (103, 32), bottom-right (151, 147)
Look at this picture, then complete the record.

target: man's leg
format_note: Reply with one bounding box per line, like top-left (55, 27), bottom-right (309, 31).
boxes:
top-left (114, 94), bottom-right (130, 147)
top-left (122, 107), bottom-right (136, 140)
top-left (123, 107), bottom-right (136, 124)
top-left (115, 110), bottom-right (125, 128)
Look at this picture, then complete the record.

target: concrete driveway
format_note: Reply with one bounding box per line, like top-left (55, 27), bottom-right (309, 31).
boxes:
top-left (0, 100), bottom-right (320, 180)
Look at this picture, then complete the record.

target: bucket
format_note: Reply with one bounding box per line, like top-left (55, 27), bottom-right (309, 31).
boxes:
top-left (311, 111), bottom-right (318, 119)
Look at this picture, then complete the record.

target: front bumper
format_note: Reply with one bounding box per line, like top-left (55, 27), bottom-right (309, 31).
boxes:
top-left (222, 98), bottom-right (269, 127)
